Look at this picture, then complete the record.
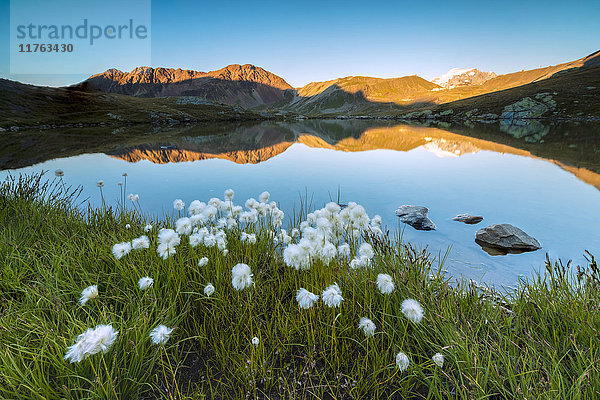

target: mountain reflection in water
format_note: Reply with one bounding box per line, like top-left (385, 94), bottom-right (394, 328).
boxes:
top-left (1, 119), bottom-right (599, 287)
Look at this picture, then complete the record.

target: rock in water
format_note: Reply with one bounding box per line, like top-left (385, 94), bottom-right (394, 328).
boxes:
top-left (395, 205), bottom-right (436, 231)
top-left (453, 214), bottom-right (483, 224)
top-left (475, 224), bottom-right (541, 255)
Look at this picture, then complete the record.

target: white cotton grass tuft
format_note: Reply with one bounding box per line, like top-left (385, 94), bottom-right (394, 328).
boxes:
top-left (395, 352), bottom-right (410, 372)
top-left (175, 217), bottom-right (193, 235)
top-left (224, 188), bottom-right (234, 200)
top-left (358, 243), bottom-right (375, 259)
top-left (401, 298), bottom-right (424, 323)
top-left (204, 283), bottom-right (215, 297)
top-left (144, 224), bottom-right (153, 232)
top-left (251, 336), bottom-right (260, 347)
top-left (337, 243), bottom-right (351, 258)
top-left (296, 288), bottom-right (319, 309)
top-left (376, 273), bottom-right (395, 294)
top-left (231, 263), bottom-right (253, 290)
top-left (79, 285), bottom-right (98, 305)
top-left (132, 235), bottom-right (150, 250)
top-left (125, 224), bottom-right (131, 229)
top-left (173, 199), bottom-right (185, 211)
top-left (322, 283), bottom-right (343, 308)
top-left (258, 191), bottom-right (270, 203)
top-left (358, 317), bottom-right (376, 337)
top-left (149, 325), bottom-right (173, 346)
top-left (157, 228), bottom-right (180, 259)
top-left (138, 277), bottom-right (153, 290)
top-left (96, 180), bottom-right (104, 188)
top-left (198, 257), bottom-right (209, 267)
top-left (112, 241), bottom-right (132, 259)
top-left (432, 352), bottom-right (444, 368)
top-left (64, 324), bottom-right (118, 363)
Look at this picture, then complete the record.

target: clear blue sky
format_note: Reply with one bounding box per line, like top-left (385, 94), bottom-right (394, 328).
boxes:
top-left (1, 0), bottom-right (599, 88)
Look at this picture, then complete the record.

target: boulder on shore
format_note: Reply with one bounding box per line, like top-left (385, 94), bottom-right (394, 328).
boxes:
top-left (453, 214), bottom-right (483, 224)
top-left (395, 205), bottom-right (436, 231)
top-left (475, 224), bottom-right (541, 255)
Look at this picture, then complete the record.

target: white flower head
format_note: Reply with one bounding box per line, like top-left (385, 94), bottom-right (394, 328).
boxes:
top-left (338, 243), bottom-right (351, 258)
top-left (198, 257), bottom-right (209, 267)
top-left (112, 241), bottom-right (132, 259)
top-left (251, 336), bottom-right (260, 347)
top-left (396, 352), bottom-right (410, 372)
top-left (144, 224), bottom-right (153, 232)
top-left (79, 285), bottom-right (98, 305)
top-left (401, 298), bottom-right (424, 323)
top-left (358, 317), bottom-right (376, 337)
top-left (432, 352), bottom-right (444, 368)
top-left (296, 288), bottom-right (319, 309)
top-left (125, 224), bottom-right (131, 229)
top-left (132, 235), bottom-right (150, 250)
top-left (96, 180), bottom-right (104, 188)
top-left (224, 188), bottom-right (234, 200)
top-left (204, 283), bottom-right (215, 297)
top-left (175, 217), bottom-right (192, 235)
top-left (258, 191), bottom-right (270, 203)
top-left (138, 277), bottom-right (153, 290)
top-left (64, 324), bottom-right (118, 363)
top-left (173, 199), bottom-right (185, 211)
top-left (150, 325), bottom-right (173, 346)
top-left (376, 273), bottom-right (395, 295)
top-left (322, 283), bottom-right (343, 308)
top-left (358, 243), bottom-right (375, 259)
top-left (231, 263), bottom-right (253, 290)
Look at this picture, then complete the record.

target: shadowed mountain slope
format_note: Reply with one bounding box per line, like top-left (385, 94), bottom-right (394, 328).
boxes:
top-left (77, 64), bottom-right (293, 108)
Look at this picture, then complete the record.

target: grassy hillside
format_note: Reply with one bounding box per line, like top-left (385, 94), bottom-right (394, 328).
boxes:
top-left (0, 79), bottom-right (267, 131)
top-left (407, 65), bottom-right (600, 120)
top-left (284, 51), bottom-right (600, 117)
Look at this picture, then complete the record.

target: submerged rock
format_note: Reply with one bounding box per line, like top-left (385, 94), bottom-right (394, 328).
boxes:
top-left (453, 214), bottom-right (483, 224)
top-left (475, 224), bottom-right (541, 255)
top-left (395, 205), bottom-right (436, 231)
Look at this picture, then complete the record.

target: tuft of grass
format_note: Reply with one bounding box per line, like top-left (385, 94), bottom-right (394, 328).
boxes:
top-left (0, 173), bottom-right (599, 399)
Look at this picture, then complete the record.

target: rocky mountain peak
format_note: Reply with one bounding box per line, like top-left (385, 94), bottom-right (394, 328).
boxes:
top-left (432, 68), bottom-right (497, 88)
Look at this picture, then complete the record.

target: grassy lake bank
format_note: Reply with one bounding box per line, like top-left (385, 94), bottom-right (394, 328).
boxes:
top-left (0, 174), bottom-right (599, 399)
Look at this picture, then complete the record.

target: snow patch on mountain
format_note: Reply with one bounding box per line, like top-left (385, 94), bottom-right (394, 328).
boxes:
top-left (432, 68), bottom-right (497, 89)
top-left (432, 68), bottom-right (476, 87)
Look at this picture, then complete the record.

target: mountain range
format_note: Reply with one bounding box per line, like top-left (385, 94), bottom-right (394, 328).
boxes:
top-left (1, 50), bottom-right (599, 130)
top-left (75, 50), bottom-right (600, 118)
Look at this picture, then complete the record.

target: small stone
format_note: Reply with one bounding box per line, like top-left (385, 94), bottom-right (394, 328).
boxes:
top-left (453, 214), bottom-right (483, 224)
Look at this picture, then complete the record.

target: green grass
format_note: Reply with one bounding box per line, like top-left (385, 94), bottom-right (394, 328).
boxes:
top-left (0, 173), bottom-right (599, 399)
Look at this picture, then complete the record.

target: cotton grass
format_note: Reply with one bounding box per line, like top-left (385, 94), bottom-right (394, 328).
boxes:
top-left (296, 288), bottom-right (319, 309)
top-left (150, 325), bottom-right (173, 346)
top-left (358, 317), bottom-right (376, 337)
top-left (395, 352), bottom-right (410, 372)
top-left (138, 277), bottom-right (153, 290)
top-left (231, 263), bottom-right (253, 290)
top-left (401, 299), bottom-right (424, 323)
top-left (64, 324), bottom-right (118, 363)
top-left (79, 285), bottom-right (98, 305)
top-left (322, 283), bottom-right (343, 308)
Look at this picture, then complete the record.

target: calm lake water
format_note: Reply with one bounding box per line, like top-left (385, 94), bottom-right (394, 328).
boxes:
top-left (2, 119), bottom-right (599, 287)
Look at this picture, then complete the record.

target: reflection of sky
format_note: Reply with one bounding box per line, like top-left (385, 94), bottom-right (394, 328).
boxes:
top-left (2, 143), bottom-right (599, 288)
